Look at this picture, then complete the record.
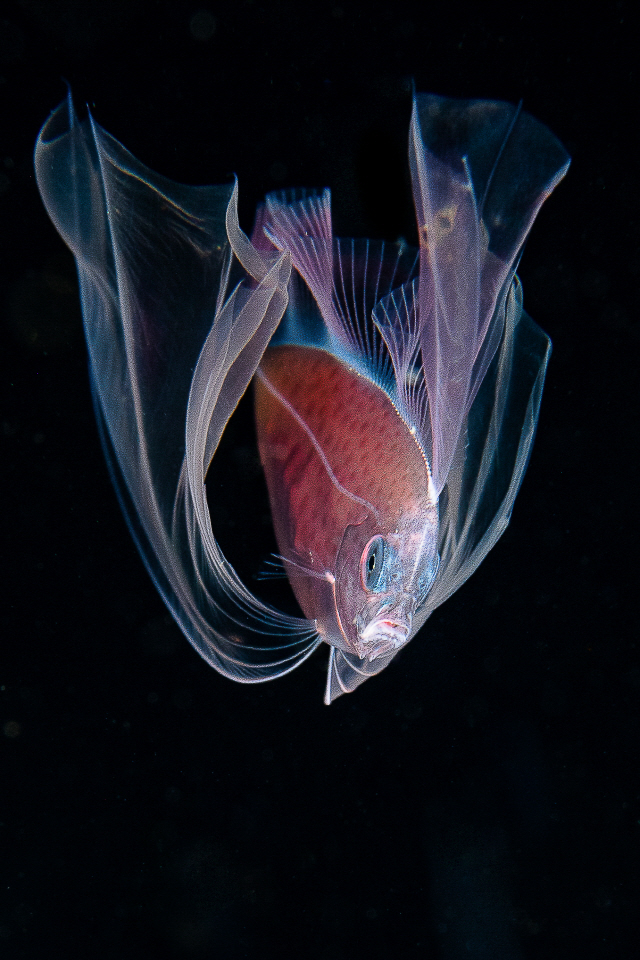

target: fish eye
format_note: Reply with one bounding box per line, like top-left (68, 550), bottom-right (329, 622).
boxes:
top-left (361, 536), bottom-right (386, 592)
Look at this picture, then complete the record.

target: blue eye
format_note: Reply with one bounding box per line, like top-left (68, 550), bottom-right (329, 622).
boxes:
top-left (361, 536), bottom-right (386, 591)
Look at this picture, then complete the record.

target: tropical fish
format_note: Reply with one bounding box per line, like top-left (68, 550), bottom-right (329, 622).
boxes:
top-left (35, 91), bottom-right (569, 703)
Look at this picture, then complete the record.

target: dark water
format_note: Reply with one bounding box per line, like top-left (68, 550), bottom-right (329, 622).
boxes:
top-left (2, 2), bottom-right (637, 957)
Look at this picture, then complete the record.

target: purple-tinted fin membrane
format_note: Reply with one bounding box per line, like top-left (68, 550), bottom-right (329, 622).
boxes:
top-left (263, 190), bottom-right (421, 383)
top-left (263, 189), bottom-right (337, 332)
top-left (410, 94), bottom-right (570, 494)
top-left (35, 93), bottom-right (322, 684)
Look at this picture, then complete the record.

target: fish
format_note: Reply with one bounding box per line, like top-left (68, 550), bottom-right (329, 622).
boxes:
top-left (34, 90), bottom-right (569, 703)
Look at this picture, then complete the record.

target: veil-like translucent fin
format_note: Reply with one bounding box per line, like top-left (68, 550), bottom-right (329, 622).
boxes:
top-left (417, 281), bottom-right (552, 625)
top-left (329, 238), bottom-right (419, 384)
top-left (410, 94), bottom-right (570, 493)
top-left (35, 93), bottom-right (321, 682)
top-left (264, 190), bottom-right (338, 338)
top-left (372, 278), bottom-right (431, 451)
top-left (35, 90), bottom-right (568, 704)
top-left (257, 96), bottom-right (568, 703)
top-left (325, 645), bottom-right (398, 705)
top-left (264, 191), bottom-right (420, 381)
top-left (325, 279), bottom-right (551, 702)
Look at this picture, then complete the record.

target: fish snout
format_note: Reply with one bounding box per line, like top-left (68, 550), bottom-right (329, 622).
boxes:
top-left (355, 595), bottom-right (416, 661)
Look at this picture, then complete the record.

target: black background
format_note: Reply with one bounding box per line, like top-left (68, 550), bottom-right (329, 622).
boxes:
top-left (2, 2), bottom-right (637, 958)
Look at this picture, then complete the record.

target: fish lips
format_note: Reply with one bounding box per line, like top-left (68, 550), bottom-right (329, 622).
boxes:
top-left (354, 595), bottom-right (416, 661)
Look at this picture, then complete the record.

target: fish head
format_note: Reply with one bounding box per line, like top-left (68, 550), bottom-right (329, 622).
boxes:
top-left (333, 500), bottom-right (439, 662)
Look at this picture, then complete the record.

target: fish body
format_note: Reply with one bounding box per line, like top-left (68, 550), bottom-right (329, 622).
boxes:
top-left (34, 90), bottom-right (569, 701)
top-left (255, 344), bottom-right (438, 662)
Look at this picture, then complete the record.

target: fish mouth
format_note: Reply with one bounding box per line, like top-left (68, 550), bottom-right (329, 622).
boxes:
top-left (354, 618), bottom-right (410, 661)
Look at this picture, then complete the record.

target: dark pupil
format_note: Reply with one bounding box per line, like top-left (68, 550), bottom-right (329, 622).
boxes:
top-left (368, 552), bottom-right (376, 572)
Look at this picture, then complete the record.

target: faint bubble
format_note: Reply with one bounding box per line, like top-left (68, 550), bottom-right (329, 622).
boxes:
top-left (189, 10), bottom-right (216, 41)
top-left (3, 720), bottom-right (21, 738)
top-left (261, 747), bottom-right (274, 762)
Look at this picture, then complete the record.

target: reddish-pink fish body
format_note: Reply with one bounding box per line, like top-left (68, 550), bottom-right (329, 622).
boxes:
top-left (255, 344), bottom-right (437, 659)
